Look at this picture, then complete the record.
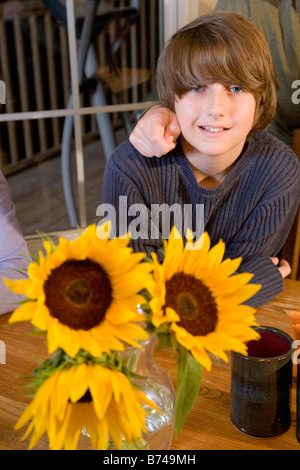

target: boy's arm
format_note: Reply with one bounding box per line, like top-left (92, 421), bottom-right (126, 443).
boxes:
top-left (129, 105), bottom-right (181, 158)
top-left (225, 143), bottom-right (300, 307)
top-left (225, 198), bottom-right (299, 307)
top-left (234, 256), bottom-right (285, 308)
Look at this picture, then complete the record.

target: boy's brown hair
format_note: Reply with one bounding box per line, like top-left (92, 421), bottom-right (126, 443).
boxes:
top-left (156, 11), bottom-right (279, 139)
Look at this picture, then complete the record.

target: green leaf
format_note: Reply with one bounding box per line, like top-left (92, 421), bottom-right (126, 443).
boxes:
top-left (174, 351), bottom-right (202, 437)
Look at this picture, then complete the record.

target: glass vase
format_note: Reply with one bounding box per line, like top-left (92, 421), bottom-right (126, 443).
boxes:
top-left (124, 335), bottom-right (175, 450)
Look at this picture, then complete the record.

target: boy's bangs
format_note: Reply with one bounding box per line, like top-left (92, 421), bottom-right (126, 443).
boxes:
top-left (174, 35), bottom-right (258, 94)
top-left (187, 43), bottom-right (240, 87)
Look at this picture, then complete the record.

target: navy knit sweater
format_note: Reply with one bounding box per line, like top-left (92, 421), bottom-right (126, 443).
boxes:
top-left (102, 131), bottom-right (300, 307)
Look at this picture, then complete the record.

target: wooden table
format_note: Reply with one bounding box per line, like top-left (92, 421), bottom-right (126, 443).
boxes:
top-left (1, 278), bottom-right (300, 451)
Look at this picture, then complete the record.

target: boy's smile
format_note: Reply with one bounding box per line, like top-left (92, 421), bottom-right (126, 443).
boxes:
top-left (175, 82), bottom-right (256, 187)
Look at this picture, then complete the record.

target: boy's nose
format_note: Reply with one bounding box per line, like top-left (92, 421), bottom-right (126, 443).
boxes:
top-left (206, 85), bottom-right (228, 117)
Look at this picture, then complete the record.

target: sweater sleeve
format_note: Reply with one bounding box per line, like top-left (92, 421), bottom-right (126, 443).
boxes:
top-left (224, 155), bottom-right (300, 307)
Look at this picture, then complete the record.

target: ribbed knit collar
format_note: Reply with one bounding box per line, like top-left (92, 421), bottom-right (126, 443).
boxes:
top-left (171, 132), bottom-right (263, 197)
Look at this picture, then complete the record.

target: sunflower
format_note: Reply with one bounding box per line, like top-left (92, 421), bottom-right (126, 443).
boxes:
top-left (148, 228), bottom-right (261, 371)
top-left (16, 362), bottom-right (157, 450)
top-left (5, 223), bottom-right (153, 358)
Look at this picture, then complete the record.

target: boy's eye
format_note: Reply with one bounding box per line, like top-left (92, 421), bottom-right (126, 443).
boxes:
top-left (229, 85), bottom-right (244, 93)
top-left (192, 86), bottom-right (205, 92)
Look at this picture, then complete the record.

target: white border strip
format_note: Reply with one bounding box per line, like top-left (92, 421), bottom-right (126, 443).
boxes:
top-left (163, 0), bottom-right (200, 43)
top-left (163, 0), bottom-right (178, 43)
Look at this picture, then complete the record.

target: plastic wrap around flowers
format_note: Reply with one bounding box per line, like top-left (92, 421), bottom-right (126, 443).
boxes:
top-left (5, 223), bottom-right (261, 449)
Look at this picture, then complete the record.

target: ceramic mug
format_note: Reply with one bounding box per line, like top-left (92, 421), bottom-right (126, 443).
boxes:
top-left (230, 326), bottom-right (293, 437)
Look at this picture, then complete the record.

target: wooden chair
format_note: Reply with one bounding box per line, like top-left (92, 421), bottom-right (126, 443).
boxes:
top-left (96, 65), bottom-right (150, 135)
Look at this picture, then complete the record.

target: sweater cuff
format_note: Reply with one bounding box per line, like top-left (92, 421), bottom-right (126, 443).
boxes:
top-left (237, 257), bottom-right (284, 308)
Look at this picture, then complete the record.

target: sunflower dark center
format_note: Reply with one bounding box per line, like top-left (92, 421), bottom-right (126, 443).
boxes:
top-left (44, 259), bottom-right (112, 330)
top-left (66, 279), bottom-right (90, 305)
top-left (164, 272), bottom-right (218, 336)
top-left (177, 293), bottom-right (198, 319)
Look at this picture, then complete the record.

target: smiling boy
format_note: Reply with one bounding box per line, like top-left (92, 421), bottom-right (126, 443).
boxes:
top-left (103, 12), bottom-right (300, 307)
top-left (173, 82), bottom-right (256, 189)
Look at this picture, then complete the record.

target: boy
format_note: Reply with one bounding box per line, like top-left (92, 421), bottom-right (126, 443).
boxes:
top-left (103, 12), bottom-right (300, 307)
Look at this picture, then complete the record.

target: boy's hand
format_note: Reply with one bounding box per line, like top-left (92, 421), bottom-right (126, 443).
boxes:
top-left (129, 105), bottom-right (181, 157)
top-left (270, 257), bottom-right (291, 278)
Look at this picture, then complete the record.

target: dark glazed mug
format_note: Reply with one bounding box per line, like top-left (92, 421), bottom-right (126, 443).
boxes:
top-left (230, 326), bottom-right (293, 437)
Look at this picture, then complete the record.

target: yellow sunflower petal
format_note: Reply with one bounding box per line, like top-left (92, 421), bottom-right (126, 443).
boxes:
top-left (8, 301), bottom-right (37, 323)
top-left (180, 232), bottom-right (210, 273)
top-left (62, 407), bottom-right (83, 450)
top-left (213, 272), bottom-right (254, 295)
top-left (90, 413), bottom-right (110, 451)
top-left (190, 346), bottom-right (213, 371)
top-left (220, 283), bottom-right (261, 306)
top-left (218, 304), bottom-right (257, 322)
top-left (89, 377), bottom-right (113, 420)
top-left (3, 278), bottom-right (32, 296)
top-left (162, 226), bottom-right (184, 279)
top-left (204, 239), bottom-right (225, 270)
top-left (48, 404), bottom-right (72, 450)
top-left (105, 322), bottom-right (148, 346)
top-left (68, 365), bottom-right (90, 404)
top-left (202, 257), bottom-right (242, 286)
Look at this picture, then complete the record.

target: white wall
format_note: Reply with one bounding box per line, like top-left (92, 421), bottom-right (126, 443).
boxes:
top-left (198, 0), bottom-right (217, 15)
top-left (164, 0), bottom-right (217, 43)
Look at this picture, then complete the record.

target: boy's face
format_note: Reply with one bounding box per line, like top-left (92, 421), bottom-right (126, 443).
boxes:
top-left (174, 82), bottom-right (256, 175)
